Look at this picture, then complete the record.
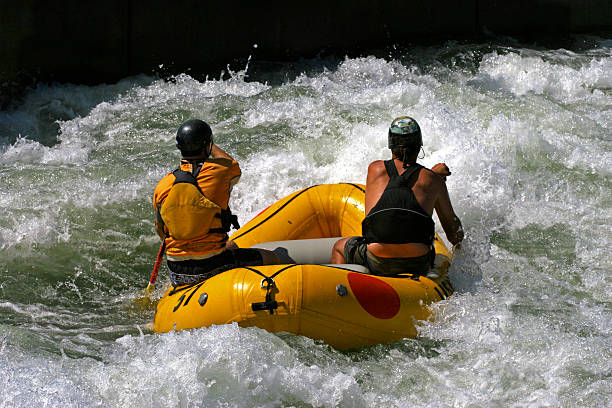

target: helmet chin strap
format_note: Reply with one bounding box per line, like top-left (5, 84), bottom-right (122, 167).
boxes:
top-left (201, 142), bottom-right (213, 160)
top-left (402, 150), bottom-right (410, 169)
top-left (418, 146), bottom-right (425, 160)
top-left (399, 146), bottom-right (423, 169)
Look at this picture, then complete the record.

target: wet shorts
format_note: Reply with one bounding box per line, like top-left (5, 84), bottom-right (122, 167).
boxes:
top-left (343, 236), bottom-right (433, 276)
top-left (167, 248), bottom-right (264, 286)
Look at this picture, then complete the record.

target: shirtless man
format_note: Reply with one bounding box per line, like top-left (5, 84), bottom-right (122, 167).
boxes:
top-left (331, 116), bottom-right (463, 276)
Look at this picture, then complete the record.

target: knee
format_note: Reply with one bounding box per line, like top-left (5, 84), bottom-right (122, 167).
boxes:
top-left (258, 249), bottom-right (280, 265)
top-left (333, 238), bottom-right (348, 253)
top-left (331, 238), bottom-right (348, 263)
top-left (225, 240), bottom-right (238, 250)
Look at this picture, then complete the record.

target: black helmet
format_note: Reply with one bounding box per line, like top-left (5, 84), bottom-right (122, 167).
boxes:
top-left (176, 119), bottom-right (213, 157)
top-left (388, 116), bottom-right (422, 149)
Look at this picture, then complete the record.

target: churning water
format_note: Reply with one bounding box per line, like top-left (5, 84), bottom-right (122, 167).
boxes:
top-left (0, 37), bottom-right (610, 407)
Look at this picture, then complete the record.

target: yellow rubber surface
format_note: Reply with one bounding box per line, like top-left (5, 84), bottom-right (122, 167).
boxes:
top-left (154, 183), bottom-right (453, 349)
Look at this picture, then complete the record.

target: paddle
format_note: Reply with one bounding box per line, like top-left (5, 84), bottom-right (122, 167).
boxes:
top-left (130, 240), bottom-right (165, 310)
top-left (146, 241), bottom-right (166, 294)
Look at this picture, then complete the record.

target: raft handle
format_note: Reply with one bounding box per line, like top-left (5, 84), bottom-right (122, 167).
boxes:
top-left (253, 277), bottom-right (279, 313)
top-left (252, 300), bottom-right (279, 312)
top-left (260, 277), bottom-right (276, 289)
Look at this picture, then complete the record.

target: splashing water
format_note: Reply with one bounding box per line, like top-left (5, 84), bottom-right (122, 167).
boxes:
top-left (0, 37), bottom-right (610, 407)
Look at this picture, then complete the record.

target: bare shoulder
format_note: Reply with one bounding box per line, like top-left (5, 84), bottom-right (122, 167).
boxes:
top-left (418, 166), bottom-right (446, 189)
top-left (367, 160), bottom-right (386, 174)
top-left (366, 160), bottom-right (387, 184)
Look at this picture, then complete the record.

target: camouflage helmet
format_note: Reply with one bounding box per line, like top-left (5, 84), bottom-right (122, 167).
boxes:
top-left (388, 116), bottom-right (422, 149)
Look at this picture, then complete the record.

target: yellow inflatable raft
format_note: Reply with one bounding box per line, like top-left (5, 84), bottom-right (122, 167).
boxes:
top-left (154, 183), bottom-right (454, 350)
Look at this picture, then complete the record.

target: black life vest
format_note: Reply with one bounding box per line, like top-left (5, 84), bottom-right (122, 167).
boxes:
top-left (362, 160), bottom-right (434, 245)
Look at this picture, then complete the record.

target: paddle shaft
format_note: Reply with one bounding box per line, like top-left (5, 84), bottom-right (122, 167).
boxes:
top-left (146, 241), bottom-right (166, 292)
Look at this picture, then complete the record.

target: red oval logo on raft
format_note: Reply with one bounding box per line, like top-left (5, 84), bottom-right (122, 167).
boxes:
top-left (347, 272), bottom-right (400, 319)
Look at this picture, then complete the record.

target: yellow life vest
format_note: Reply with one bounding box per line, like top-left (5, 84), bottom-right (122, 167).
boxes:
top-left (159, 165), bottom-right (239, 241)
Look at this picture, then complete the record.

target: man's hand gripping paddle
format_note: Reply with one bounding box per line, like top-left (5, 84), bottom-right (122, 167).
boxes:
top-left (132, 240), bottom-right (165, 311)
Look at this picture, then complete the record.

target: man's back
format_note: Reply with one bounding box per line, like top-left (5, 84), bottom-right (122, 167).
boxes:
top-left (365, 159), bottom-right (443, 216)
top-left (365, 158), bottom-right (462, 258)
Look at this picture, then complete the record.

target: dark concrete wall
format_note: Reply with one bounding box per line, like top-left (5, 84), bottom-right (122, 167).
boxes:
top-left (1, 0), bottom-right (611, 90)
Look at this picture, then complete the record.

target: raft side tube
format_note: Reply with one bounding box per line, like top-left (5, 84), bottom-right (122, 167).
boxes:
top-left (230, 183), bottom-right (365, 248)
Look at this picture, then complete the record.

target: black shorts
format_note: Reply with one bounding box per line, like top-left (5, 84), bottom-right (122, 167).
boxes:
top-left (167, 248), bottom-right (264, 286)
top-left (344, 236), bottom-right (434, 276)
top-left (343, 236), bottom-right (369, 266)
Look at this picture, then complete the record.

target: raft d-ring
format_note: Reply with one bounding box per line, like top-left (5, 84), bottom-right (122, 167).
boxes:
top-left (261, 277), bottom-right (276, 289)
top-left (198, 293), bottom-right (208, 306)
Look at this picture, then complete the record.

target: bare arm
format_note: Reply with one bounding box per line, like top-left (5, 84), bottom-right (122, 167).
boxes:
top-left (434, 182), bottom-right (464, 246)
top-left (210, 143), bottom-right (234, 161)
top-left (364, 160), bottom-right (388, 216)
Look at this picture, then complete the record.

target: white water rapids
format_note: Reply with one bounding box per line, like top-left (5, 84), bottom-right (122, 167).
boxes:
top-left (0, 38), bottom-right (610, 407)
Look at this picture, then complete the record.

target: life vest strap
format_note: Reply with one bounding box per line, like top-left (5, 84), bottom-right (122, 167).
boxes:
top-left (168, 165), bottom-right (240, 235)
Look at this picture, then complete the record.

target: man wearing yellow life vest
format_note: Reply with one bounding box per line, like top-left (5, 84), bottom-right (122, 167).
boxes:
top-left (153, 119), bottom-right (279, 286)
